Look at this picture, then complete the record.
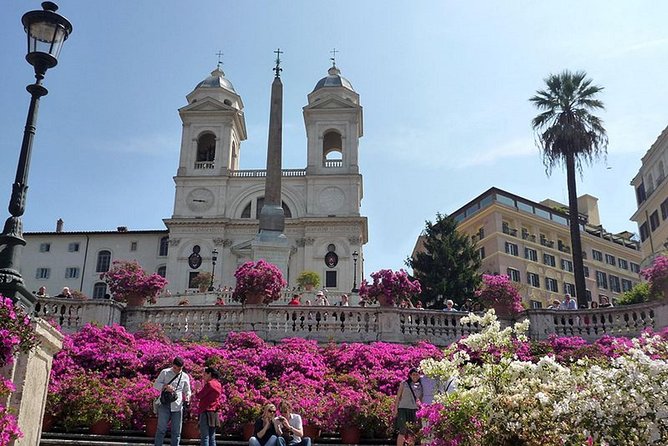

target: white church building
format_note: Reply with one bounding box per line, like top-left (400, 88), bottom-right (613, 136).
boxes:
top-left (20, 64), bottom-right (368, 298)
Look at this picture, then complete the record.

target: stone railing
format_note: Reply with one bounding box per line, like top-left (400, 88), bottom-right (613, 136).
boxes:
top-left (32, 298), bottom-right (668, 345)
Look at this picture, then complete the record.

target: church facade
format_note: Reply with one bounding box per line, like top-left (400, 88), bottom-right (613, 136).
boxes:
top-left (21, 65), bottom-right (368, 297)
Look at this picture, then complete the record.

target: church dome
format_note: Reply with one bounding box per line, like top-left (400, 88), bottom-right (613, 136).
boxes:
top-left (195, 67), bottom-right (236, 93)
top-left (313, 66), bottom-right (355, 92)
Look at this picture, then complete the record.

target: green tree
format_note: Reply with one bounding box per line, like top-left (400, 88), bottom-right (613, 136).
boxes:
top-left (406, 213), bottom-right (481, 309)
top-left (530, 71), bottom-right (608, 303)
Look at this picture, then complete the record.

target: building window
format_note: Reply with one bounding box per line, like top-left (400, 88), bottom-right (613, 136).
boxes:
top-left (68, 242), bottom-right (80, 252)
top-left (196, 132), bottom-right (216, 163)
top-left (96, 250), bottom-right (112, 273)
top-left (159, 236), bottom-right (169, 257)
top-left (65, 267), bottom-right (80, 279)
top-left (596, 271), bottom-right (608, 289)
top-left (561, 259), bottom-right (573, 272)
top-left (545, 277), bottom-right (558, 292)
top-left (609, 275), bottom-right (621, 293)
top-left (630, 263), bottom-right (640, 273)
top-left (530, 300), bottom-right (543, 309)
top-left (543, 253), bottom-right (556, 267)
top-left (157, 265), bottom-right (166, 278)
top-left (477, 227), bottom-right (485, 240)
top-left (188, 272), bottom-right (199, 288)
top-left (524, 248), bottom-right (538, 262)
top-left (592, 250), bottom-right (603, 261)
top-left (92, 282), bottom-right (107, 299)
top-left (636, 183), bottom-right (646, 205)
top-left (639, 222), bottom-right (650, 242)
top-left (564, 282), bottom-right (576, 296)
top-left (621, 279), bottom-right (633, 292)
top-left (478, 247), bottom-right (485, 259)
top-left (584, 266), bottom-right (590, 277)
top-left (604, 254), bottom-right (616, 266)
top-left (618, 258), bottom-right (628, 270)
top-left (650, 210), bottom-right (660, 231)
top-left (130, 241), bottom-right (138, 251)
top-left (325, 271), bottom-right (337, 288)
top-left (504, 242), bottom-right (518, 256)
top-left (506, 268), bottom-right (520, 282)
top-left (35, 268), bottom-right (50, 279)
top-left (39, 243), bottom-right (51, 253)
top-left (661, 197), bottom-right (668, 221)
top-left (527, 272), bottom-right (540, 288)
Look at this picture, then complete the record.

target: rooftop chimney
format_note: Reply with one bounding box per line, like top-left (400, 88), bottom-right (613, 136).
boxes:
top-left (117, 226), bottom-right (128, 232)
top-left (56, 218), bottom-right (64, 233)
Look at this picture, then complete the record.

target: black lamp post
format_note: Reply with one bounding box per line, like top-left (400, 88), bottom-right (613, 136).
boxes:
top-left (351, 250), bottom-right (359, 293)
top-left (208, 249), bottom-right (218, 291)
top-left (0, 2), bottom-right (72, 312)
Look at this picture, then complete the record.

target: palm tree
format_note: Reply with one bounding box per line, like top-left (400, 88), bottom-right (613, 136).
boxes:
top-left (530, 70), bottom-right (608, 304)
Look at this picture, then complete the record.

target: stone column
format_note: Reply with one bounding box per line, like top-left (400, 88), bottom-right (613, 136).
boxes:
top-left (1, 319), bottom-right (63, 446)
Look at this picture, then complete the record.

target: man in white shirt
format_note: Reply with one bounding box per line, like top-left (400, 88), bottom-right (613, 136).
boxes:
top-left (153, 357), bottom-right (192, 446)
top-left (559, 293), bottom-right (577, 310)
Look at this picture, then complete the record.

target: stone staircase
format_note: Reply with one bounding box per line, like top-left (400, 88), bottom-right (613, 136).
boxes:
top-left (40, 430), bottom-right (394, 446)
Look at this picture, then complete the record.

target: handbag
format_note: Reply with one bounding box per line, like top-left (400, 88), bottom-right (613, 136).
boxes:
top-left (159, 372), bottom-right (182, 405)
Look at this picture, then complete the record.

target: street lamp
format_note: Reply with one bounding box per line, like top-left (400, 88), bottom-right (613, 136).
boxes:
top-left (208, 249), bottom-right (218, 291)
top-left (0, 2), bottom-right (72, 312)
top-left (351, 250), bottom-right (359, 293)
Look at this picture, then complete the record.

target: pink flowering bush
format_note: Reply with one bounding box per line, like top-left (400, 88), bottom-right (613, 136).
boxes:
top-left (101, 260), bottom-right (168, 304)
top-left (474, 274), bottom-right (524, 315)
top-left (359, 269), bottom-right (422, 306)
top-left (0, 296), bottom-right (36, 445)
top-left (232, 259), bottom-right (286, 304)
top-left (641, 255), bottom-right (668, 299)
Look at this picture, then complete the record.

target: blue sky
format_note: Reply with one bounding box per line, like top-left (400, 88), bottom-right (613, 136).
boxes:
top-left (1, 1), bottom-right (667, 277)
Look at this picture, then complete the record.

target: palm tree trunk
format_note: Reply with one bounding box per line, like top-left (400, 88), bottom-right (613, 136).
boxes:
top-left (566, 152), bottom-right (588, 304)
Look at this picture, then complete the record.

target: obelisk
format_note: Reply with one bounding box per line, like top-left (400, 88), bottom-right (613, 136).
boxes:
top-left (251, 49), bottom-right (291, 278)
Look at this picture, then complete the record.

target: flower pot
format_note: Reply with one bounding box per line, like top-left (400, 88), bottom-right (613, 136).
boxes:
top-left (42, 414), bottom-right (55, 432)
top-left (125, 294), bottom-right (147, 307)
top-left (182, 419), bottom-right (200, 439)
top-left (303, 425), bottom-right (320, 440)
top-left (242, 422), bottom-right (255, 440)
top-left (340, 426), bottom-right (361, 444)
top-left (90, 419), bottom-right (112, 435)
top-left (245, 292), bottom-right (265, 305)
top-left (145, 416), bottom-right (158, 437)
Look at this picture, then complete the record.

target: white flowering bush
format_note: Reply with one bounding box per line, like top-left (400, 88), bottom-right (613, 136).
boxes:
top-left (419, 311), bottom-right (668, 445)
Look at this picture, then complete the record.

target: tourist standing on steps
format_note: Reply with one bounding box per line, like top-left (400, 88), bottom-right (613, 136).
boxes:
top-left (198, 366), bottom-right (222, 446)
top-left (249, 403), bottom-right (280, 446)
top-left (393, 368), bottom-right (423, 446)
top-left (154, 356), bottom-right (192, 446)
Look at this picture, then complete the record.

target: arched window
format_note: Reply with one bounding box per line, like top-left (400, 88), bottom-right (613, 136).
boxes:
top-left (157, 265), bottom-right (167, 278)
top-left (197, 133), bottom-right (216, 162)
top-left (159, 236), bottom-right (169, 256)
top-left (92, 282), bottom-right (107, 299)
top-left (323, 131), bottom-right (343, 166)
top-left (241, 197), bottom-right (292, 219)
top-left (96, 250), bottom-right (111, 273)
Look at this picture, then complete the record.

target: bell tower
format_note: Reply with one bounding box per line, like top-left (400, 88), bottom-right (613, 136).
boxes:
top-left (303, 64), bottom-right (363, 176)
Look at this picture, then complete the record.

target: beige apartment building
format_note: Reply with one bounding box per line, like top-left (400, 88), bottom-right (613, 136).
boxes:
top-left (417, 187), bottom-right (642, 308)
top-left (630, 125), bottom-right (668, 267)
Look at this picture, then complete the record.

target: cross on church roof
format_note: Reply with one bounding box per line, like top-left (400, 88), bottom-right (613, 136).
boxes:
top-left (216, 50), bottom-right (224, 69)
top-left (273, 48), bottom-right (283, 78)
top-left (330, 48), bottom-right (338, 67)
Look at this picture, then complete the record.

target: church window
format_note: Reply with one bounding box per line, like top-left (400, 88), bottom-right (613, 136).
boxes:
top-left (241, 197), bottom-right (293, 219)
top-left (96, 250), bottom-right (112, 273)
top-left (196, 133), bottom-right (216, 163)
top-left (157, 265), bottom-right (167, 278)
top-left (327, 244), bottom-right (336, 252)
top-left (325, 271), bottom-right (337, 288)
top-left (322, 130), bottom-right (343, 167)
top-left (241, 202), bottom-right (252, 218)
top-left (159, 236), bottom-right (169, 256)
top-left (92, 282), bottom-right (107, 299)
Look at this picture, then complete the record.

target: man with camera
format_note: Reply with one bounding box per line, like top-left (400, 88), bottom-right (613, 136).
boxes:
top-left (153, 356), bottom-right (192, 446)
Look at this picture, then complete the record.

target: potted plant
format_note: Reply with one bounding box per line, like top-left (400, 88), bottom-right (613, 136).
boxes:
top-left (191, 272), bottom-right (213, 293)
top-left (232, 260), bottom-right (286, 305)
top-left (101, 260), bottom-right (168, 306)
top-left (358, 269), bottom-right (422, 307)
top-left (474, 274), bottom-right (524, 317)
top-left (296, 271), bottom-right (321, 291)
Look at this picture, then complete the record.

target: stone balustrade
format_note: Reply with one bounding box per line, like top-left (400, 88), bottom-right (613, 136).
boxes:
top-left (31, 297), bottom-right (668, 346)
